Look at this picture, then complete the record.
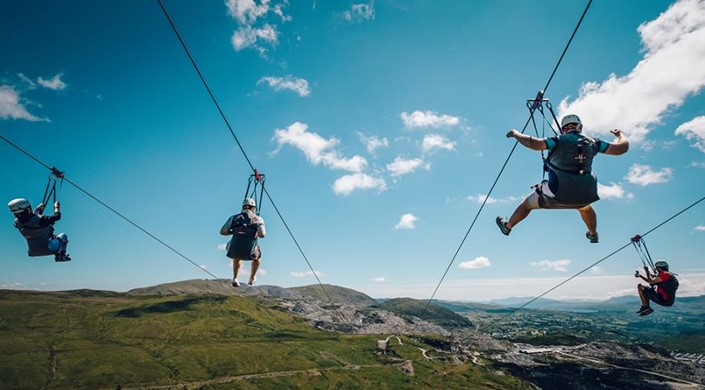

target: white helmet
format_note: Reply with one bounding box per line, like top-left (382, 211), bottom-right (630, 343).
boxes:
top-left (560, 114), bottom-right (583, 133)
top-left (655, 260), bottom-right (669, 270)
top-left (8, 198), bottom-right (31, 214)
top-left (242, 197), bottom-right (256, 208)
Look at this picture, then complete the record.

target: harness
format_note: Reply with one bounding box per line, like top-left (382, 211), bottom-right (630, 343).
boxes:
top-left (226, 170), bottom-right (267, 260)
top-left (13, 167), bottom-right (65, 257)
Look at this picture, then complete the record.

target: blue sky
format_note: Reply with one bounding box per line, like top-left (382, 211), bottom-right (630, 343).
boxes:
top-left (1, 0), bottom-right (704, 301)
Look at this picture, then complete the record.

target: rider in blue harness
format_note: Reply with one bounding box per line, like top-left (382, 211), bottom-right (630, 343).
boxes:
top-left (8, 198), bottom-right (70, 262)
top-left (496, 114), bottom-right (629, 243)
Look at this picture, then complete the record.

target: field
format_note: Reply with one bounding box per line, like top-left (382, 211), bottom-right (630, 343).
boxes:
top-left (0, 290), bottom-right (525, 389)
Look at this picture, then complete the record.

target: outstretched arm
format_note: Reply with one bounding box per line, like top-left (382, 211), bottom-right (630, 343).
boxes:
top-left (604, 129), bottom-right (629, 155)
top-left (506, 129), bottom-right (547, 151)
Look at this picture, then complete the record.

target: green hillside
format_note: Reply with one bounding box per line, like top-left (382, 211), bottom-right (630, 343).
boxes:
top-left (0, 290), bottom-right (520, 389)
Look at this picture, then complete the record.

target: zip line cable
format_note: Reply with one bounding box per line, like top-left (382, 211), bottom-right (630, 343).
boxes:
top-left (0, 133), bottom-right (221, 281)
top-left (156, 0), bottom-right (331, 301)
top-left (495, 194), bottom-right (705, 323)
top-left (417, 0), bottom-right (594, 322)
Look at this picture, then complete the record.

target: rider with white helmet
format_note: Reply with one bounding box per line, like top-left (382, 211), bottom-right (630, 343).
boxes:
top-left (635, 260), bottom-right (678, 316)
top-left (8, 197), bottom-right (70, 262)
top-left (498, 114), bottom-right (630, 243)
top-left (220, 197), bottom-right (266, 287)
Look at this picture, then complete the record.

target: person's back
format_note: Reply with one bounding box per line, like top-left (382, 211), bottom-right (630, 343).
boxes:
top-left (544, 131), bottom-right (602, 205)
top-left (226, 209), bottom-right (262, 260)
top-left (654, 269), bottom-right (678, 306)
top-left (221, 198), bottom-right (266, 287)
top-left (14, 212), bottom-right (56, 256)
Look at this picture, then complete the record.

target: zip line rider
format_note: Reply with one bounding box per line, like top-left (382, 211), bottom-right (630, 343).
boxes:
top-left (635, 260), bottom-right (678, 316)
top-left (8, 198), bottom-right (71, 262)
top-left (496, 114), bottom-right (629, 243)
top-left (220, 197), bottom-right (266, 287)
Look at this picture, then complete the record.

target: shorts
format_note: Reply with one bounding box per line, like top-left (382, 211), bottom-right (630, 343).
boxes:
top-left (527, 181), bottom-right (590, 210)
top-left (644, 287), bottom-right (674, 307)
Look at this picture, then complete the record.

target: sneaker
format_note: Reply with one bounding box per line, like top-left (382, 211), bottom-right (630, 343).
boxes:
top-left (636, 305), bottom-right (650, 314)
top-left (496, 217), bottom-right (511, 236)
top-left (639, 307), bottom-right (654, 316)
top-left (231, 279), bottom-right (240, 288)
top-left (248, 277), bottom-right (256, 286)
top-left (54, 253), bottom-right (71, 262)
top-left (586, 231), bottom-right (599, 244)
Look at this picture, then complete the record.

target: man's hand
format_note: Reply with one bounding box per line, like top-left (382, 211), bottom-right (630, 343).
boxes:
top-left (36, 203), bottom-right (46, 213)
top-left (635, 270), bottom-right (640, 278)
top-left (54, 201), bottom-right (60, 213)
top-left (506, 129), bottom-right (520, 139)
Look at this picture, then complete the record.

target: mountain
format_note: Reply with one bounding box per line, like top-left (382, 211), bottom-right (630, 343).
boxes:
top-left (290, 284), bottom-right (378, 307)
top-left (379, 298), bottom-right (473, 329)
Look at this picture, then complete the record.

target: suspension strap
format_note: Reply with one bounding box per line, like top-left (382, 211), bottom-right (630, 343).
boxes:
top-left (242, 170), bottom-right (266, 216)
top-left (631, 234), bottom-right (656, 275)
top-left (41, 167), bottom-right (65, 206)
top-left (526, 91), bottom-right (550, 179)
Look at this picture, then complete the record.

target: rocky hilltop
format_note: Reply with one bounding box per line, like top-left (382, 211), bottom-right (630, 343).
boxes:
top-left (128, 279), bottom-right (467, 335)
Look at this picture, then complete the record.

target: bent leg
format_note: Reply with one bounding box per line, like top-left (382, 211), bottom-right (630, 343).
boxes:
top-left (637, 284), bottom-right (648, 306)
top-left (577, 205), bottom-right (597, 236)
top-left (56, 233), bottom-right (68, 254)
top-left (507, 196), bottom-right (534, 230)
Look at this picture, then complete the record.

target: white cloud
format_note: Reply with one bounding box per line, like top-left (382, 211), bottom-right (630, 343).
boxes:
top-left (0, 85), bottom-right (47, 122)
top-left (358, 133), bottom-right (389, 154)
top-left (37, 73), bottom-right (67, 91)
top-left (226, 0), bottom-right (270, 24)
top-left (394, 213), bottom-right (417, 230)
top-left (624, 164), bottom-right (674, 186)
top-left (225, 0), bottom-right (289, 53)
top-left (17, 73), bottom-right (37, 89)
top-left (675, 115), bottom-right (705, 153)
top-left (400, 110), bottom-right (461, 129)
top-left (558, 0), bottom-right (705, 142)
top-left (386, 157), bottom-right (430, 176)
top-left (467, 194), bottom-right (520, 204)
top-left (421, 134), bottom-right (456, 153)
top-left (217, 243), bottom-right (227, 251)
top-left (273, 122), bottom-right (367, 172)
top-left (258, 75), bottom-right (310, 97)
top-left (689, 161), bottom-right (705, 168)
top-left (373, 276), bottom-right (386, 283)
top-left (591, 266), bottom-right (605, 275)
top-left (231, 24), bottom-right (278, 52)
top-left (290, 270), bottom-right (324, 278)
top-left (459, 256), bottom-right (491, 270)
top-left (332, 173), bottom-right (386, 195)
top-left (530, 259), bottom-right (571, 272)
top-left (597, 182), bottom-right (633, 199)
top-left (343, 2), bottom-right (375, 22)
top-left (695, 225), bottom-right (705, 231)
top-left (199, 264), bottom-right (208, 270)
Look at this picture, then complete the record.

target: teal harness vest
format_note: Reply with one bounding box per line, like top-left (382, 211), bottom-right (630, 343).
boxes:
top-left (542, 133), bottom-right (600, 206)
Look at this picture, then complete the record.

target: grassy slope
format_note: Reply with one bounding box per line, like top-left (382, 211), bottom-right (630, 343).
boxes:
top-left (0, 290), bottom-right (523, 389)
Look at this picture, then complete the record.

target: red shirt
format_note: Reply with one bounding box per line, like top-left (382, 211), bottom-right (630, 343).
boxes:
top-left (656, 270), bottom-right (672, 300)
